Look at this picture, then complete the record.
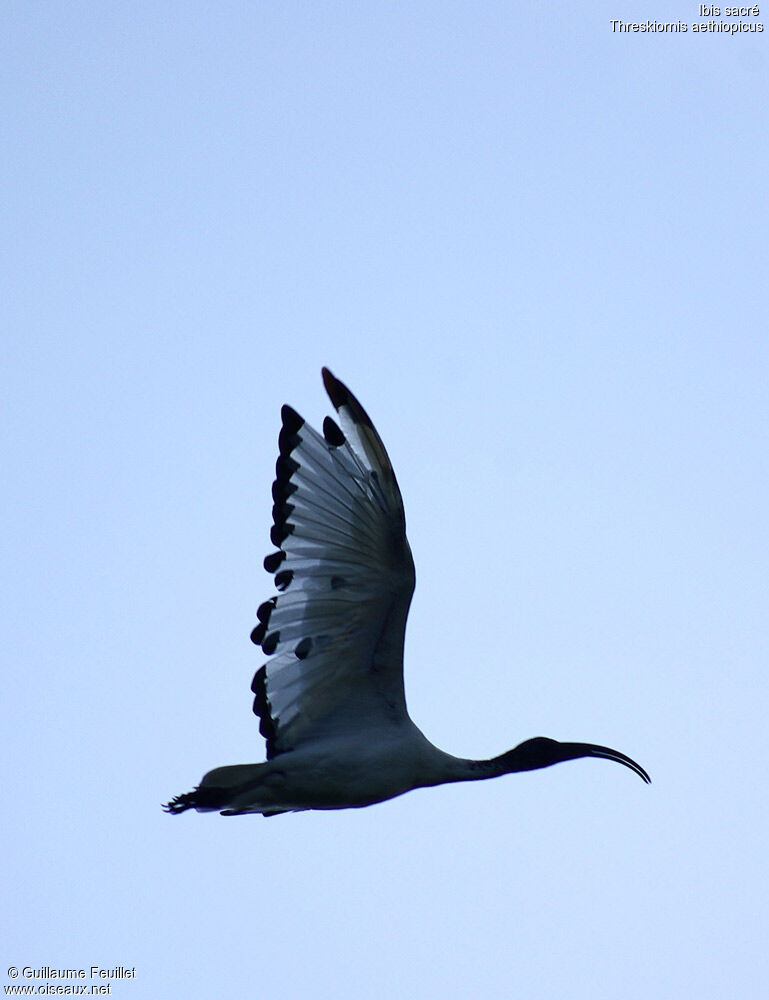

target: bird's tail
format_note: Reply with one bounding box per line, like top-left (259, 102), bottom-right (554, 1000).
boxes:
top-left (163, 762), bottom-right (269, 815)
top-left (162, 784), bottom-right (233, 814)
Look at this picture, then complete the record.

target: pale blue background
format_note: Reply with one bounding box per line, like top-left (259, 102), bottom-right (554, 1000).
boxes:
top-left (3, 3), bottom-right (767, 998)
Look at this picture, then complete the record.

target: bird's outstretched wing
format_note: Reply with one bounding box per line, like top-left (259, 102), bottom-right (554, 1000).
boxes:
top-left (249, 368), bottom-right (415, 758)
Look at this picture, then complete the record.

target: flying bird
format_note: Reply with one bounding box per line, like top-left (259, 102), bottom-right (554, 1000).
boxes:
top-left (164, 369), bottom-right (649, 817)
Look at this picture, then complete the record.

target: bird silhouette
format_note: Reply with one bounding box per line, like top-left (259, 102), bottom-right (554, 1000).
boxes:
top-left (164, 369), bottom-right (649, 817)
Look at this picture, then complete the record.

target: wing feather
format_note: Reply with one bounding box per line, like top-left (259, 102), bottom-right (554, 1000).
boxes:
top-left (250, 369), bottom-right (415, 758)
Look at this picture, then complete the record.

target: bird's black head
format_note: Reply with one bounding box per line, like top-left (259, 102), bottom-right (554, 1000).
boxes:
top-left (497, 737), bottom-right (651, 783)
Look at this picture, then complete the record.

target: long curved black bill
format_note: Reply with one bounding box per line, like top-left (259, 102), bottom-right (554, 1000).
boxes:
top-left (563, 742), bottom-right (651, 783)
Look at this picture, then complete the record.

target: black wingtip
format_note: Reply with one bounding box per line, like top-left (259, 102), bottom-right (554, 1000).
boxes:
top-left (323, 416), bottom-right (346, 447)
top-left (295, 636), bottom-right (313, 660)
top-left (321, 367), bottom-right (348, 409)
top-left (251, 664), bottom-right (278, 759)
top-left (263, 550), bottom-right (286, 573)
top-left (274, 569), bottom-right (293, 591)
top-left (262, 630), bottom-right (281, 655)
top-left (280, 403), bottom-right (304, 434)
top-left (321, 367), bottom-right (380, 437)
top-left (163, 791), bottom-right (197, 814)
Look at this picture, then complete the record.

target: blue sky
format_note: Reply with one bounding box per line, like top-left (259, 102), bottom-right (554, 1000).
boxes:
top-left (3, 3), bottom-right (768, 998)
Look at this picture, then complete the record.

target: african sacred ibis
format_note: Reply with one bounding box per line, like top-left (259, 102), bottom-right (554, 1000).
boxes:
top-left (164, 369), bottom-right (650, 817)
